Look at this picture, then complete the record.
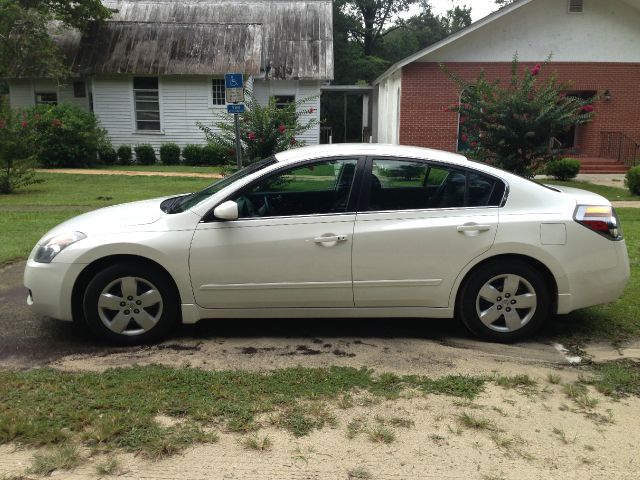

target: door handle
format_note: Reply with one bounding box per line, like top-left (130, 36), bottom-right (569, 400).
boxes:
top-left (457, 223), bottom-right (491, 233)
top-left (313, 234), bottom-right (348, 244)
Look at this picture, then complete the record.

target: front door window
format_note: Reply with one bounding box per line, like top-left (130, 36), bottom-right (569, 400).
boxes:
top-left (231, 158), bottom-right (359, 218)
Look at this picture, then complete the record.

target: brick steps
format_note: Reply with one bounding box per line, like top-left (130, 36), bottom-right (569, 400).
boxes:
top-left (572, 157), bottom-right (629, 174)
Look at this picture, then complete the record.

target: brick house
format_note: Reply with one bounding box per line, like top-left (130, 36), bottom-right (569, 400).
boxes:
top-left (372, 0), bottom-right (640, 172)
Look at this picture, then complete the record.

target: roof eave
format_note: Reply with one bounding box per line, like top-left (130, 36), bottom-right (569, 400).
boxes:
top-left (372, 0), bottom-right (534, 85)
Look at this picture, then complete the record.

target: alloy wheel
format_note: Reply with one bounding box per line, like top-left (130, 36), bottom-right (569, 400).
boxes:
top-left (475, 274), bottom-right (537, 333)
top-left (97, 276), bottom-right (163, 336)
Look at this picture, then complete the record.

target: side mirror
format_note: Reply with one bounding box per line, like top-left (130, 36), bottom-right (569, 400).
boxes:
top-left (213, 200), bottom-right (239, 221)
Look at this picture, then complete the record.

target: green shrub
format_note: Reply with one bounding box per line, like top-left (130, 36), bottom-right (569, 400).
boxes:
top-left (182, 144), bottom-right (203, 166)
top-left (0, 106), bottom-right (42, 193)
top-left (626, 166), bottom-right (640, 195)
top-left (134, 144), bottom-right (156, 165)
top-left (201, 144), bottom-right (227, 166)
top-left (20, 104), bottom-right (108, 168)
top-left (545, 158), bottom-right (581, 181)
top-left (160, 143), bottom-right (181, 165)
top-left (117, 145), bottom-right (132, 165)
top-left (98, 144), bottom-right (117, 165)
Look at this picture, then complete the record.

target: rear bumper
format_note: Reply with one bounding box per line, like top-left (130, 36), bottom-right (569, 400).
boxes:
top-left (557, 239), bottom-right (630, 314)
top-left (23, 260), bottom-right (84, 321)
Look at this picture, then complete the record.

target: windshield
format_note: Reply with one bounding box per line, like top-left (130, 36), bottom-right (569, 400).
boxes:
top-left (169, 156), bottom-right (277, 213)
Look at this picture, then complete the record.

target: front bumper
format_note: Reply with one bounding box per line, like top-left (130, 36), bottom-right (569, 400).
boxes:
top-left (24, 260), bottom-right (85, 321)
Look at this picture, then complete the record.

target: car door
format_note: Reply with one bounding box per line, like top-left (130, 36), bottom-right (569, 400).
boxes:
top-left (352, 157), bottom-right (505, 308)
top-left (189, 157), bottom-right (363, 309)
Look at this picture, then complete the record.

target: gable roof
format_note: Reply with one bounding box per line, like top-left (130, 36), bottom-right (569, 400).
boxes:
top-left (373, 0), bottom-right (640, 85)
top-left (55, 0), bottom-right (333, 80)
top-left (373, 0), bottom-right (532, 85)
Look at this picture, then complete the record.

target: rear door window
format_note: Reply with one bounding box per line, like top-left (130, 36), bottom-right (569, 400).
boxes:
top-left (364, 158), bottom-right (505, 211)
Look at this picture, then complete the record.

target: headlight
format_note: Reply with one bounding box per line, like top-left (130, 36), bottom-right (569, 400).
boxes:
top-left (34, 231), bottom-right (87, 263)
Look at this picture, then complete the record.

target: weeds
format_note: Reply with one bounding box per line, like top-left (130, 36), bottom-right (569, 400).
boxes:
top-left (272, 402), bottom-right (337, 437)
top-left (547, 374), bottom-right (561, 385)
top-left (589, 360), bottom-right (640, 398)
top-left (447, 424), bottom-right (463, 435)
top-left (348, 467), bottom-right (373, 479)
top-left (346, 417), bottom-right (366, 439)
top-left (562, 383), bottom-right (599, 410)
top-left (367, 425), bottom-right (396, 444)
top-left (494, 374), bottom-right (537, 392)
top-left (457, 412), bottom-right (497, 432)
top-left (375, 416), bottom-right (414, 429)
top-left (242, 434), bottom-right (272, 451)
top-left (95, 457), bottom-right (121, 476)
top-left (27, 444), bottom-right (81, 476)
top-left (551, 427), bottom-right (575, 445)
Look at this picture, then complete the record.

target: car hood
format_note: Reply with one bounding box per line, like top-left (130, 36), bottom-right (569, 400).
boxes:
top-left (544, 185), bottom-right (611, 206)
top-left (38, 197), bottom-right (170, 242)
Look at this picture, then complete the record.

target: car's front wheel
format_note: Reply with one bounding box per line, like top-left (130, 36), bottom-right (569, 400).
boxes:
top-left (457, 259), bottom-right (551, 342)
top-left (82, 262), bottom-right (180, 345)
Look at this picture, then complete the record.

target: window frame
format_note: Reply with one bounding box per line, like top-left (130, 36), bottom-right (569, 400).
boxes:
top-left (205, 156), bottom-right (367, 222)
top-left (35, 92), bottom-right (58, 105)
top-left (273, 95), bottom-right (296, 109)
top-left (132, 76), bottom-right (162, 133)
top-left (73, 81), bottom-right (87, 98)
top-left (357, 156), bottom-right (509, 213)
top-left (211, 78), bottom-right (226, 106)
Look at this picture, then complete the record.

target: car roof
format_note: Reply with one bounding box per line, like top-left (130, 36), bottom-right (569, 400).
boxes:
top-left (274, 144), bottom-right (470, 166)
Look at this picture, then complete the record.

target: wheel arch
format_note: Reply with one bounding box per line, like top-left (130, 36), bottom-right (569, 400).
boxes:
top-left (453, 253), bottom-right (559, 317)
top-left (71, 254), bottom-right (182, 323)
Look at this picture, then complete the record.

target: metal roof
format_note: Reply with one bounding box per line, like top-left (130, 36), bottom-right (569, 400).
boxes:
top-left (56, 0), bottom-right (333, 80)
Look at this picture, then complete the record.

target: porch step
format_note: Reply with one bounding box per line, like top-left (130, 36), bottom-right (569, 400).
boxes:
top-left (571, 157), bottom-right (630, 174)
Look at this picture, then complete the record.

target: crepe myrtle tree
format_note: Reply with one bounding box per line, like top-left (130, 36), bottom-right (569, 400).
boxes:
top-left (441, 56), bottom-right (597, 177)
top-left (198, 93), bottom-right (319, 165)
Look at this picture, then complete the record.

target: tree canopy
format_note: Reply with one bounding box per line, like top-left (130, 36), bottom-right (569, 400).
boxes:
top-left (0, 0), bottom-right (111, 80)
top-left (333, 0), bottom-right (473, 84)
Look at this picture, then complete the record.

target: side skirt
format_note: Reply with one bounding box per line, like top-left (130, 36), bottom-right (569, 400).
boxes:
top-left (180, 304), bottom-right (454, 324)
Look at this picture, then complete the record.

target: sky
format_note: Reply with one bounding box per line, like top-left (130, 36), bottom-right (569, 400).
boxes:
top-left (408, 0), bottom-right (501, 22)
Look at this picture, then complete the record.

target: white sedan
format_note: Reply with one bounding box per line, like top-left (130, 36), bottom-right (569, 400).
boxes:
top-left (24, 144), bottom-right (630, 344)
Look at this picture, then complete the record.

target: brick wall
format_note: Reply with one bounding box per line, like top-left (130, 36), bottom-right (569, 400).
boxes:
top-left (399, 62), bottom-right (640, 158)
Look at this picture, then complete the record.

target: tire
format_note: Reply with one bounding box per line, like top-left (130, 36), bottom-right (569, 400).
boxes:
top-left (82, 262), bottom-right (180, 345)
top-left (457, 259), bottom-right (551, 342)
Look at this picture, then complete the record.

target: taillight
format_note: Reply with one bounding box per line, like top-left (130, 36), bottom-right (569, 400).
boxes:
top-left (574, 205), bottom-right (623, 240)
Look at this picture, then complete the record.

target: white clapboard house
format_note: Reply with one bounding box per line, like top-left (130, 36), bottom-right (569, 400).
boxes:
top-left (7, 0), bottom-right (333, 149)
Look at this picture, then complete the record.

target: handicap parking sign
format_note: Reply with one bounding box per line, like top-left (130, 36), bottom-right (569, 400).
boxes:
top-left (225, 73), bottom-right (244, 89)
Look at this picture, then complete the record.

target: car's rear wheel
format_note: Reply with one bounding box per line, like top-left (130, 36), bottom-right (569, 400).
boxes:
top-left (457, 259), bottom-right (551, 342)
top-left (82, 262), bottom-right (179, 345)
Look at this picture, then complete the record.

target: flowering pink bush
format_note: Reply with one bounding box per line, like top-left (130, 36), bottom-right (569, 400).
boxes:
top-left (198, 93), bottom-right (318, 164)
top-left (441, 57), bottom-right (597, 177)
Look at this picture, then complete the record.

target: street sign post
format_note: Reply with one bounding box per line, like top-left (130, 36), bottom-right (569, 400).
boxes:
top-left (225, 73), bottom-right (245, 169)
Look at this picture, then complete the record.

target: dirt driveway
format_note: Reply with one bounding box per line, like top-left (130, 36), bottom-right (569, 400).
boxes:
top-left (1, 260), bottom-right (639, 480)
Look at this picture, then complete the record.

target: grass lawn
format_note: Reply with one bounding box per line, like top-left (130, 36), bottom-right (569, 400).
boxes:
top-left (0, 173), bottom-right (212, 265)
top-left (542, 179), bottom-right (640, 201)
top-left (0, 365), bottom-right (485, 456)
top-left (99, 164), bottom-right (224, 174)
